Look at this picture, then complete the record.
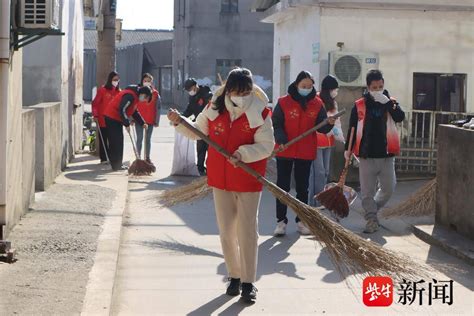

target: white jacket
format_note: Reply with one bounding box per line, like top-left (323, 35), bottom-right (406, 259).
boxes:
top-left (175, 85), bottom-right (275, 163)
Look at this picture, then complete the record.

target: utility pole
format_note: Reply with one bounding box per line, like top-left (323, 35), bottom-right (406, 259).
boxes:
top-left (96, 0), bottom-right (116, 85)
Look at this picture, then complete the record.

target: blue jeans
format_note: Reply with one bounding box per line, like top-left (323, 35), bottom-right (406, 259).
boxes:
top-left (308, 147), bottom-right (332, 207)
top-left (135, 124), bottom-right (154, 159)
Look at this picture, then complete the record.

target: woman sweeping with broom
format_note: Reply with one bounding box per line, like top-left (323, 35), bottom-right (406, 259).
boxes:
top-left (168, 68), bottom-right (274, 303)
top-left (103, 85), bottom-right (152, 171)
top-left (273, 71), bottom-right (335, 236)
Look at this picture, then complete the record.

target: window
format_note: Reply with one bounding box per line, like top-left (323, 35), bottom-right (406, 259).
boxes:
top-left (216, 59), bottom-right (241, 84)
top-left (280, 56), bottom-right (290, 97)
top-left (413, 73), bottom-right (467, 112)
top-left (221, 0), bottom-right (239, 13)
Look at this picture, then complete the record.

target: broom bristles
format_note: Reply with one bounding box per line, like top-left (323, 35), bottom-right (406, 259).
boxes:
top-left (265, 180), bottom-right (429, 280)
top-left (159, 161), bottom-right (277, 206)
top-left (381, 179), bottom-right (436, 219)
top-left (129, 159), bottom-right (155, 176)
top-left (159, 177), bottom-right (211, 207)
top-left (316, 186), bottom-right (350, 218)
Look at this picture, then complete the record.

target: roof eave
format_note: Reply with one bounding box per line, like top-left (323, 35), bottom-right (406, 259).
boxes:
top-left (261, 0), bottom-right (474, 24)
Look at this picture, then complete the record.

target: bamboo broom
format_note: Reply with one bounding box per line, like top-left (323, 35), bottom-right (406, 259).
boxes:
top-left (159, 110), bottom-right (346, 206)
top-left (381, 178), bottom-right (436, 218)
top-left (127, 128), bottom-right (155, 176)
top-left (316, 127), bottom-right (355, 218)
top-left (175, 113), bottom-right (427, 280)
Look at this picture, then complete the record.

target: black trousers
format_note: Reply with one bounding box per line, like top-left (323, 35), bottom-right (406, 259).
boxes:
top-left (276, 158), bottom-right (313, 223)
top-left (98, 127), bottom-right (110, 162)
top-left (196, 140), bottom-right (208, 171)
top-left (105, 116), bottom-right (124, 170)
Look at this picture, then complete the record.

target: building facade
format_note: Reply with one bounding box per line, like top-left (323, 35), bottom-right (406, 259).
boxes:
top-left (173, 0), bottom-right (274, 108)
top-left (259, 0), bottom-right (474, 113)
top-left (256, 0), bottom-right (474, 177)
top-left (83, 29), bottom-right (173, 104)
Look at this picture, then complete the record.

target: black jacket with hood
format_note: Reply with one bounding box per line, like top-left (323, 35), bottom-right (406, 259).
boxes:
top-left (345, 90), bottom-right (405, 158)
top-left (183, 85), bottom-right (213, 122)
top-left (273, 82), bottom-right (333, 146)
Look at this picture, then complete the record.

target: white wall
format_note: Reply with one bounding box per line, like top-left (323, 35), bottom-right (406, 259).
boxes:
top-left (272, 7), bottom-right (321, 104)
top-left (3, 50), bottom-right (23, 234)
top-left (319, 8), bottom-right (474, 111)
top-left (271, 6), bottom-right (474, 111)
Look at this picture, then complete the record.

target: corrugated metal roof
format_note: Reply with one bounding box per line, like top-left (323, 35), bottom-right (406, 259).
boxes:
top-left (84, 29), bottom-right (173, 51)
top-left (250, 0), bottom-right (280, 12)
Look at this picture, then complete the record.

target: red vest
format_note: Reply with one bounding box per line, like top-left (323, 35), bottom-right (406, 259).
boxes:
top-left (353, 98), bottom-right (401, 157)
top-left (206, 108), bottom-right (271, 192)
top-left (92, 86), bottom-right (121, 127)
top-left (104, 89), bottom-right (138, 123)
top-left (315, 92), bottom-right (335, 148)
top-left (137, 89), bottom-right (159, 125)
top-left (275, 95), bottom-right (323, 160)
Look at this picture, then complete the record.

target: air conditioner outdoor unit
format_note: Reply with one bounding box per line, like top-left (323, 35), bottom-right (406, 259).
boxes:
top-left (329, 51), bottom-right (379, 87)
top-left (19, 0), bottom-right (60, 29)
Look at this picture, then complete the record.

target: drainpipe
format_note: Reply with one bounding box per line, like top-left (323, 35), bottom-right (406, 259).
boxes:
top-left (0, 0), bottom-right (11, 226)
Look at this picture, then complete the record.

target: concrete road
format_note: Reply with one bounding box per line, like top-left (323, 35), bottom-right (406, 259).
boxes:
top-left (111, 115), bottom-right (474, 315)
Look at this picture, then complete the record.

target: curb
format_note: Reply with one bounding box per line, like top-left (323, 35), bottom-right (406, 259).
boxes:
top-left (412, 224), bottom-right (474, 267)
top-left (81, 172), bottom-right (130, 316)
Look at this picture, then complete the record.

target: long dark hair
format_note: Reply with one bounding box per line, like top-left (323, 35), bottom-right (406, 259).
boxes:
top-left (141, 73), bottom-right (154, 85)
top-left (294, 70), bottom-right (315, 87)
top-left (288, 71), bottom-right (316, 110)
top-left (104, 71), bottom-right (120, 90)
top-left (213, 68), bottom-right (253, 114)
top-left (319, 89), bottom-right (336, 112)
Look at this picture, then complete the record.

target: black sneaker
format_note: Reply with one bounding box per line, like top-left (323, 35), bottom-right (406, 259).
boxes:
top-left (198, 168), bottom-right (207, 176)
top-left (241, 283), bottom-right (257, 302)
top-left (226, 278), bottom-right (241, 296)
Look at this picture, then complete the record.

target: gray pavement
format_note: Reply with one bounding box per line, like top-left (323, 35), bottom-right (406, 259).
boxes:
top-left (109, 115), bottom-right (474, 315)
top-left (0, 154), bottom-right (129, 316)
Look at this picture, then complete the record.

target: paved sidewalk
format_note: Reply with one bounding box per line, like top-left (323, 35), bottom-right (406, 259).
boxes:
top-left (0, 154), bottom-right (129, 316)
top-left (111, 117), bottom-right (474, 315)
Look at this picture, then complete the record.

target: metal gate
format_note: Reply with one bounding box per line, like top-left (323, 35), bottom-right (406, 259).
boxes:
top-left (396, 110), bottom-right (473, 174)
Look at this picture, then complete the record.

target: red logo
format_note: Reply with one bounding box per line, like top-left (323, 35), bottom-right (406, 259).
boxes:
top-left (289, 109), bottom-right (299, 119)
top-left (213, 122), bottom-right (225, 135)
top-left (242, 123), bottom-right (252, 133)
top-left (363, 276), bottom-right (393, 307)
top-left (307, 110), bottom-right (317, 119)
top-left (198, 98), bottom-right (204, 106)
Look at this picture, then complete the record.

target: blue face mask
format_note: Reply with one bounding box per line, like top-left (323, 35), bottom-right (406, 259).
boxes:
top-left (298, 88), bottom-right (312, 97)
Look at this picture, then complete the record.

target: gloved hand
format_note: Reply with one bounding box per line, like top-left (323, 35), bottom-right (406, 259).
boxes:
top-left (373, 91), bottom-right (391, 104)
top-left (344, 150), bottom-right (352, 161)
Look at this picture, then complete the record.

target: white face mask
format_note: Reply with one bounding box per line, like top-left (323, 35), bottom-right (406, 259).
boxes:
top-left (188, 90), bottom-right (197, 96)
top-left (143, 82), bottom-right (152, 87)
top-left (112, 80), bottom-right (119, 87)
top-left (330, 89), bottom-right (338, 99)
top-left (230, 94), bottom-right (253, 108)
top-left (369, 90), bottom-right (384, 98)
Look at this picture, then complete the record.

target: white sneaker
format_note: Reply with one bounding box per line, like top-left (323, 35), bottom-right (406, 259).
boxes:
top-left (274, 222), bottom-right (287, 236)
top-left (363, 219), bottom-right (380, 234)
top-left (297, 222), bottom-right (311, 235)
top-left (463, 118), bottom-right (474, 128)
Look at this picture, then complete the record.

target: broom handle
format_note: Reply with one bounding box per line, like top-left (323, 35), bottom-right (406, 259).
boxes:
top-left (177, 116), bottom-right (268, 182)
top-left (144, 125), bottom-right (148, 159)
top-left (127, 128), bottom-right (140, 160)
top-left (94, 118), bottom-right (111, 163)
top-left (338, 127), bottom-right (355, 186)
top-left (271, 109), bottom-right (346, 158)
